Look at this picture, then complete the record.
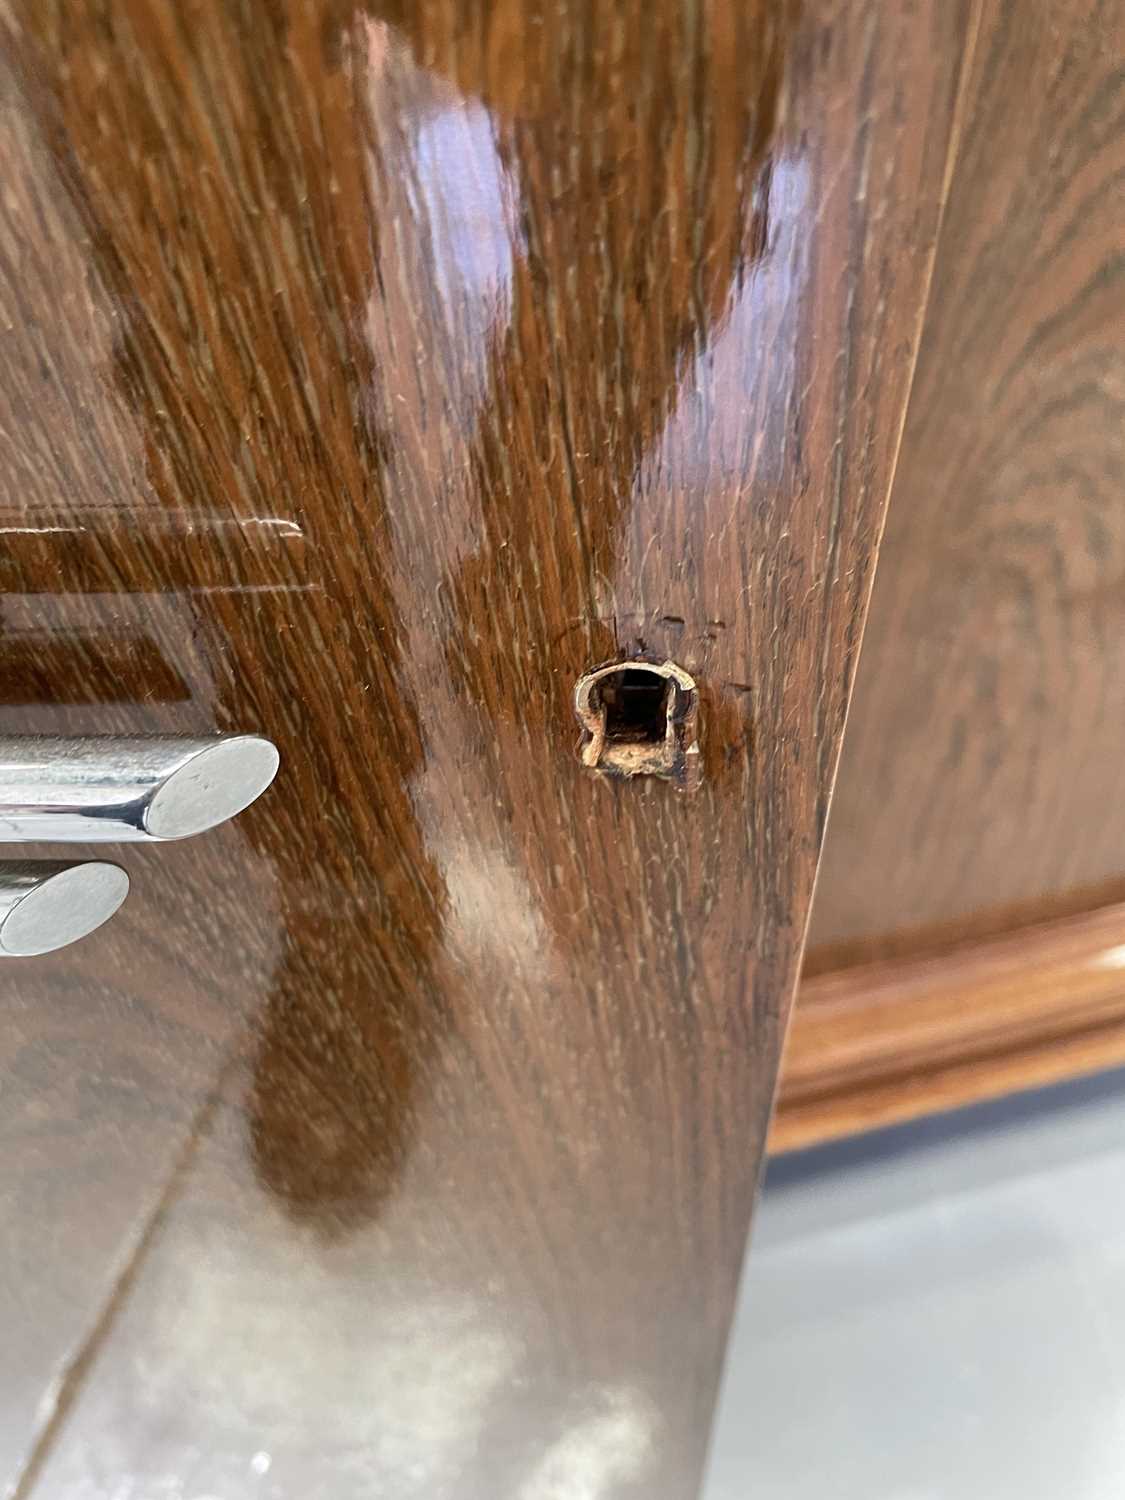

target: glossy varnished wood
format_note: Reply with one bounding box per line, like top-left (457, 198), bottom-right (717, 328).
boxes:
top-left (0, 2), bottom-right (973, 1494)
top-left (777, 902), bottom-right (1125, 1152)
top-left (806, 0), bottom-right (1125, 970)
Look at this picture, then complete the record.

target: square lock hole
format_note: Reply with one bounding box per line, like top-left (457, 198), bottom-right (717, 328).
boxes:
top-left (599, 667), bottom-right (673, 745)
top-left (574, 657), bottom-right (700, 786)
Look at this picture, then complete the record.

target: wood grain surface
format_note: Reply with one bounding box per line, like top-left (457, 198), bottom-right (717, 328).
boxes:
top-left (0, 1), bottom-right (974, 1494)
top-left (777, 901), bottom-right (1125, 1151)
top-left (806, 0), bottom-right (1125, 971)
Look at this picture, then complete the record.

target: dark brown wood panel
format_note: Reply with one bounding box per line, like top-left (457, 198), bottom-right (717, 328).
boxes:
top-left (807, 0), bottom-right (1125, 970)
top-left (0, 1), bottom-right (974, 1494)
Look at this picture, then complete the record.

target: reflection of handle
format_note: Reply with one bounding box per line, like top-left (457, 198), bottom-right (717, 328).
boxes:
top-left (0, 735), bottom-right (279, 842)
top-left (0, 861), bottom-right (129, 956)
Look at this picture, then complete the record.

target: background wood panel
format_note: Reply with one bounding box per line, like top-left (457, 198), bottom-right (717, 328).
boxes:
top-left (806, 0), bottom-right (1125, 972)
top-left (0, 1), bottom-right (973, 1494)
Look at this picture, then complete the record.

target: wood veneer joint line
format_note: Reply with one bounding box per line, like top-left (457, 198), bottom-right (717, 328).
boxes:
top-left (6, 1076), bottom-right (229, 1500)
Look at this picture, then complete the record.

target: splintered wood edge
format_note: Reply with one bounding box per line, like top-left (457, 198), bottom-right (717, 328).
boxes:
top-left (573, 658), bottom-right (700, 784)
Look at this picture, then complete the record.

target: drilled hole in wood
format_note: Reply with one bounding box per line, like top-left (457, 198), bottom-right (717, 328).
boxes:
top-left (574, 658), bottom-right (700, 786)
top-left (602, 669), bottom-right (671, 744)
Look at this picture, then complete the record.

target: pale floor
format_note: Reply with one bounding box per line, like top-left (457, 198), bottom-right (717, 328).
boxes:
top-left (703, 1071), bottom-right (1125, 1500)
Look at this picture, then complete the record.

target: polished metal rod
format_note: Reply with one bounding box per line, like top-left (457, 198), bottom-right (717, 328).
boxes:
top-left (0, 735), bottom-right (279, 842)
top-left (0, 861), bottom-right (129, 955)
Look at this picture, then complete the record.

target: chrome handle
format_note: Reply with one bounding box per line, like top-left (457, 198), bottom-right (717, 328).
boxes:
top-left (0, 735), bottom-right (279, 843)
top-left (0, 861), bottom-right (129, 955)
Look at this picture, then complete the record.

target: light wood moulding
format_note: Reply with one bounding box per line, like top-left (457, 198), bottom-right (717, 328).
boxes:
top-left (774, 901), bottom-right (1125, 1154)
